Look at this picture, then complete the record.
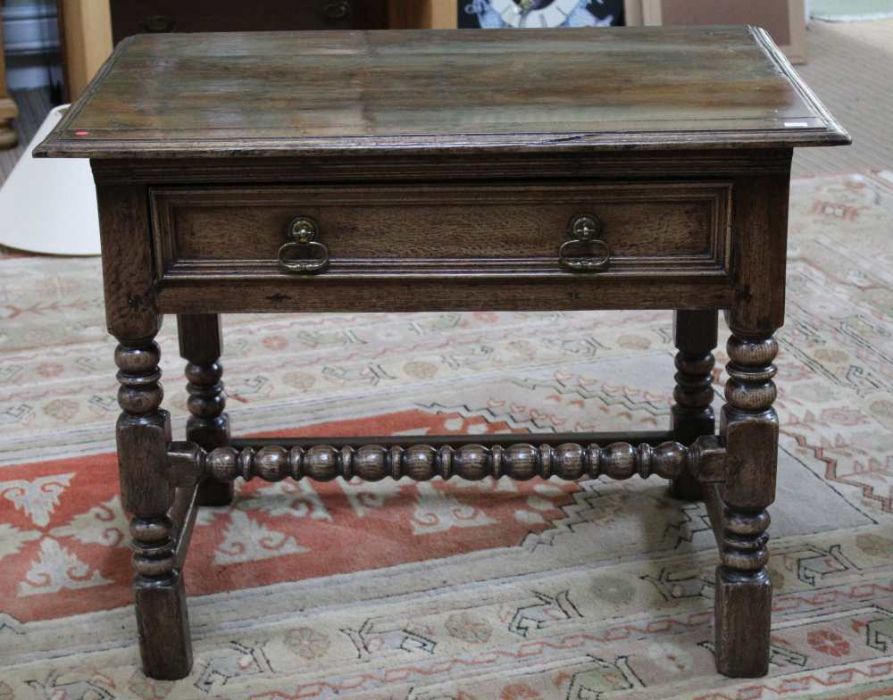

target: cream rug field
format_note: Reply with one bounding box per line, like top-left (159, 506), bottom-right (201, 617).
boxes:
top-left (1, 172), bottom-right (893, 699)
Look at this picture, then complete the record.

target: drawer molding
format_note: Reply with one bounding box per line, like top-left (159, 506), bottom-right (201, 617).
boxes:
top-left (150, 181), bottom-right (733, 281)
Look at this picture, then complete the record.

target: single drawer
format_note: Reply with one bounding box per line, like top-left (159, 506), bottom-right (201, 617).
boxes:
top-left (151, 181), bottom-right (731, 281)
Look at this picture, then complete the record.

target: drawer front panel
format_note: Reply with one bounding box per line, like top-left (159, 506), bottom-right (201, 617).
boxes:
top-left (151, 182), bottom-right (731, 278)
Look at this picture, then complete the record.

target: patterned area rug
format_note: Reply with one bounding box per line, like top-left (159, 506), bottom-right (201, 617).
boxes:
top-left (1, 172), bottom-right (893, 699)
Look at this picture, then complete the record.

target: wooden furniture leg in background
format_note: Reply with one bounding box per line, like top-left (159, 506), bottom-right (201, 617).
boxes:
top-left (178, 313), bottom-right (233, 506)
top-left (669, 310), bottom-right (718, 500)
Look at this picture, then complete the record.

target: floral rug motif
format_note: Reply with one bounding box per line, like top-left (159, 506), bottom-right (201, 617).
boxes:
top-left (1, 172), bottom-right (892, 699)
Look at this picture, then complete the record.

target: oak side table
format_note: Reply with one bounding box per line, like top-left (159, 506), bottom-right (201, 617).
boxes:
top-left (36, 27), bottom-right (848, 681)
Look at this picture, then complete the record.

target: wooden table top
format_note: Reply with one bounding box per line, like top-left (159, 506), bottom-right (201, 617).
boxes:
top-left (36, 26), bottom-right (848, 160)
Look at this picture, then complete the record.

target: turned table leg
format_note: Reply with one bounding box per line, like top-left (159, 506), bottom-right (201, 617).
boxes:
top-left (669, 310), bottom-right (718, 501)
top-left (116, 333), bottom-right (193, 679)
top-left (99, 183), bottom-right (193, 679)
top-left (715, 329), bottom-right (778, 676)
top-left (178, 314), bottom-right (232, 506)
top-left (710, 170), bottom-right (788, 677)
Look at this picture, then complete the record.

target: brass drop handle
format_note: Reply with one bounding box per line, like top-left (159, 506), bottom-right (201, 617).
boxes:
top-left (559, 214), bottom-right (611, 272)
top-left (278, 216), bottom-right (330, 275)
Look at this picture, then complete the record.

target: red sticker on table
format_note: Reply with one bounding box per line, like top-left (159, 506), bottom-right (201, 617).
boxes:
top-left (74, 130), bottom-right (90, 136)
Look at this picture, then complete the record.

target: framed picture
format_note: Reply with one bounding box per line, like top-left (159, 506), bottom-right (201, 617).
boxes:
top-left (458, 1), bottom-right (625, 29)
top-left (626, 0), bottom-right (807, 63)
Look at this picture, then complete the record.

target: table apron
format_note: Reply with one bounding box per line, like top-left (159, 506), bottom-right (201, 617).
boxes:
top-left (153, 273), bottom-right (734, 314)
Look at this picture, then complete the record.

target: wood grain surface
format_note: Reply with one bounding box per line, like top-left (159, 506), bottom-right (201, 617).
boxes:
top-left (151, 181), bottom-right (729, 269)
top-left (35, 26), bottom-right (848, 159)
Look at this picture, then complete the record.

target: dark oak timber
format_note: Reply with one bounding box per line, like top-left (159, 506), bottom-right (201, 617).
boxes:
top-left (669, 310), bottom-right (719, 501)
top-left (177, 314), bottom-right (232, 506)
top-left (101, 184), bottom-right (192, 680)
top-left (171, 435), bottom-right (725, 484)
top-left (231, 431), bottom-right (677, 449)
top-left (38, 26), bottom-right (848, 681)
top-left (35, 27), bottom-right (846, 159)
top-left (712, 172), bottom-right (791, 677)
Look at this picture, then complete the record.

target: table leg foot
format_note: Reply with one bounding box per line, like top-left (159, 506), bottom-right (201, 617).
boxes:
top-left (715, 562), bottom-right (771, 677)
top-left (135, 570), bottom-right (193, 680)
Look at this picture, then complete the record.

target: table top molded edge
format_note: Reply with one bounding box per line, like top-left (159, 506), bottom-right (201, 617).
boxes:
top-left (34, 26), bottom-right (850, 161)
